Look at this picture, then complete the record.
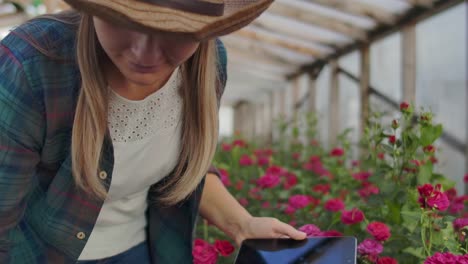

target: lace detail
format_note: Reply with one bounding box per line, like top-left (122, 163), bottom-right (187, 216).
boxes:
top-left (108, 69), bottom-right (182, 143)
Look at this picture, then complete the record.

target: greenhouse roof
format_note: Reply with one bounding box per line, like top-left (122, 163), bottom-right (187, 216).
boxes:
top-left (0, 0), bottom-right (463, 104)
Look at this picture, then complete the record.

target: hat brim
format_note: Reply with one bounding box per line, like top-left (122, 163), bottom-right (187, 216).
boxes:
top-left (64, 0), bottom-right (273, 41)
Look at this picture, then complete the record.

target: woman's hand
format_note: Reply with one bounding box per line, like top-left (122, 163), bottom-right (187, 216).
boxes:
top-left (234, 216), bottom-right (307, 247)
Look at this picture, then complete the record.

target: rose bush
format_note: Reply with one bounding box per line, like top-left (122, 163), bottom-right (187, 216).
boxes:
top-left (194, 103), bottom-right (468, 263)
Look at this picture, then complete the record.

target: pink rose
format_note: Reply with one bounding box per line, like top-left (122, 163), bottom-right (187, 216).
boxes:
top-left (424, 252), bottom-right (459, 264)
top-left (357, 239), bottom-right (383, 256)
top-left (238, 198), bottom-right (248, 207)
top-left (232, 139), bottom-right (247, 148)
top-left (426, 191), bottom-right (450, 211)
top-left (324, 198), bottom-right (345, 212)
top-left (261, 202), bottom-right (270, 209)
top-left (445, 188), bottom-right (458, 201)
top-left (330, 148), bottom-right (344, 157)
top-left (284, 205), bottom-right (296, 215)
top-left (464, 174), bottom-right (468, 183)
top-left (298, 224), bottom-right (321, 237)
top-left (453, 218), bottom-right (468, 230)
top-left (219, 169), bottom-right (231, 187)
top-left (358, 183), bottom-right (380, 198)
top-left (449, 196), bottom-right (467, 214)
top-left (289, 195), bottom-right (311, 209)
top-left (193, 239), bottom-right (218, 264)
top-left (214, 240), bottom-right (235, 257)
top-left (341, 208), bottom-right (364, 225)
top-left (221, 143), bottom-right (232, 152)
top-left (239, 154), bottom-right (253, 166)
top-left (367, 222), bottom-right (391, 242)
top-left (377, 256), bottom-right (398, 264)
top-left (257, 173), bottom-right (280, 189)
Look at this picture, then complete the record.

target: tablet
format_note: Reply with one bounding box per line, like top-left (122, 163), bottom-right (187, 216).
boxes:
top-left (234, 237), bottom-right (357, 264)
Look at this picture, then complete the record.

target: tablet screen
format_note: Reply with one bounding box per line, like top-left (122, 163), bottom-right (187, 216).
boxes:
top-left (234, 237), bottom-right (357, 264)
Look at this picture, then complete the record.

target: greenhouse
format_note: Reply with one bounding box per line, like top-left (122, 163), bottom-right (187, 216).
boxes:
top-left (0, 0), bottom-right (466, 263)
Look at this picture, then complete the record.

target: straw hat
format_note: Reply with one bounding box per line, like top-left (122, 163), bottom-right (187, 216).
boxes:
top-left (63, 0), bottom-right (274, 40)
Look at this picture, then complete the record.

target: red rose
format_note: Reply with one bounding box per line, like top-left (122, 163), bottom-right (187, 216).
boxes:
top-left (400, 102), bottom-right (409, 111)
top-left (266, 165), bottom-right (286, 176)
top-left (324, 198), bottom-right (345, 212)
top-left (239, 154), bottom-right (253, 166)
top-left (449, 196), bottom-right (467, 214)
top-left (388, 135), bottom-right (396, 145)
top-left (313, 184), bottom-right (331, 195)
top-left (423, 145), bottom-right (435, 154)
top-left (214, 240), bottom-right (235, 257)
top-left (464, 174), bottom-right (468, 183)
top-left (445, 188), bottom-right (457, 201)
top-left (418, 184), bottom-right (434, 197)
top-left (256, 156), bottom-right (270, 166)
top-left (377, 256), bottom-right (398, 264)
top-left (330, 148), bottom-right (344, 157)
top-left (292, 152), bottom-right (301, 160)
top-left (358, 183), bottom-right (380, 198)
top-left (235, 181), bottom-right (244, 191)
top-left (193, 239), bottom-right (218, 264)
top-left (283, 174), bottom-right (298, 190)
top-left (377, 153), bottom-right (385, 160)
top-left (367, 222), bottom-right (391, 241)
top-left (341, 208), bottom-right (365, 225)
top-left (284, 205), bottom-right (296, 215)
top-left (352, 171), bottom-right (372, 181)
top-left (257, 173), bottom-right (280, 189)
top-left (426, 191), bottom-right (450, 211)
top-left (261, 201), bottom-right (270, 209)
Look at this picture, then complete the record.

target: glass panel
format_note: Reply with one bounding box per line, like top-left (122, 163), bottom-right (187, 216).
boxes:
top-left (219, 106), bottom-right (234, 138)
top-left (316, 66), bottom-right (331, 148)
top-left (370, 32), bottom-right (402, 102)
top-left (339, 75), bottom-right (360, 150)
top-left (435, 141), bottom-right (466, 195)
top-left (339, 51), bottom-right (360, 79)
top-left (415, 3), bottom-right (467, 143)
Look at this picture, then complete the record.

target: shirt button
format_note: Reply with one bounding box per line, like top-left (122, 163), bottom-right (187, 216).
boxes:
top-left (99, 171), bottom-right (107, 180)
top-left (76, 232), bottom-right (86, 240)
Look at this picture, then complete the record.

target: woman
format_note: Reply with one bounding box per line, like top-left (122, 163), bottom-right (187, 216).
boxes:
top-left (0, 0), bottom-right (307, 263)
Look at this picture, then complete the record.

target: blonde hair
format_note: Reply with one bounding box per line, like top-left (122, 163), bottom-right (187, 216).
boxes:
top-left (32, 11), bottom-right (220, 206)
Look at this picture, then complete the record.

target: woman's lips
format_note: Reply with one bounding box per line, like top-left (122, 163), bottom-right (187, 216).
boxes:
top-left (128, 62), bottom-right (160, 73)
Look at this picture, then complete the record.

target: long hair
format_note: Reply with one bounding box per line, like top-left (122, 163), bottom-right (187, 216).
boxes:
top-left (23, 11), bottom-right (220, 206)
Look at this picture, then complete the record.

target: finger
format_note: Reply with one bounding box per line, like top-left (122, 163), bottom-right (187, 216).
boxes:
top-left (274, 221), bottom-right (307, 240)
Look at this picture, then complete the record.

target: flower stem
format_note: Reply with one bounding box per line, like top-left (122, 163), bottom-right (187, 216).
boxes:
top-left (204, 219), bottom-right (208, 241)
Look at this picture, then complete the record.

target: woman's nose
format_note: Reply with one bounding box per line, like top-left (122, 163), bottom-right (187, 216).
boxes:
top-left (130, 33), bottom-right (162, 63)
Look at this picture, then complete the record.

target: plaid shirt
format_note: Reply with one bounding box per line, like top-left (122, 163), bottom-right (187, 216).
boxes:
top-left (0, 18), bottom-right (227, 264)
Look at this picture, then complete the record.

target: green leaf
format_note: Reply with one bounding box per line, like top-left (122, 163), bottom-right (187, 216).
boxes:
top-left (403, 247), bottom-right (426, 259)
top-left (420, 124), bottom-right (443, 146)
top-left (418, 162), bottom-right (433, 185)
top-left (401, 210), bottom-right (421, 233)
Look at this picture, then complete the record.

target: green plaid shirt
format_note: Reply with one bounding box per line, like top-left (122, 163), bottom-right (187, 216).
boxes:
top-left (0, 17), bottom-right (227, 264)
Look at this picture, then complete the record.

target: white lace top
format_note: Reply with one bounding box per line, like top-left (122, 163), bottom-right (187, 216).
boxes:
top-left (78, 67), bottom-right (182, 260)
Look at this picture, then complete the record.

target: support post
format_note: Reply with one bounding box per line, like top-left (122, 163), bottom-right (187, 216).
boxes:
top-left (402, 24), bottom-right (417, 104)
top-left (329, 60), bottom-right (340, 146)
top-left (360, 45), bottom-right (371, 138)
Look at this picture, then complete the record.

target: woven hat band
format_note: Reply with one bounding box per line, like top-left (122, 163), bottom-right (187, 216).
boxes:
top-left (136, 0), bottom-right (225, 16)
